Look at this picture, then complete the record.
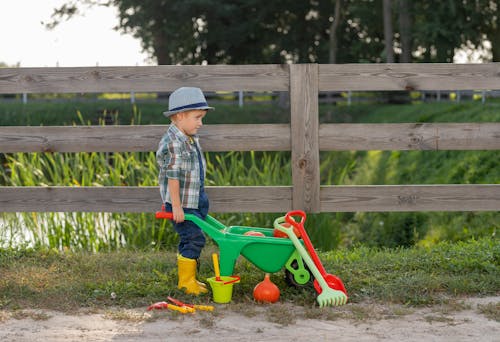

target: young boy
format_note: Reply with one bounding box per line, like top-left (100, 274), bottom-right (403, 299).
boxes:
top-left (156, 87), bottom-right (214, 295)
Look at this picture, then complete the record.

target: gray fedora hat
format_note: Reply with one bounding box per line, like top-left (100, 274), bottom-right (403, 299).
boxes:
top-left (163, 87), bottom-right (214, 117)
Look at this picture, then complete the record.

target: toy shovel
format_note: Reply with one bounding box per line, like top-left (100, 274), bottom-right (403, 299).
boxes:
top-left (274, 216), bottom-right (347, 308)
top-left (285, 210), bottom-right (347, 296)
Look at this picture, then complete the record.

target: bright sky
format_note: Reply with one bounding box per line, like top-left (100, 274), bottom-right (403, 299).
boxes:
top-left (0, 0), bottom-right (152, 67)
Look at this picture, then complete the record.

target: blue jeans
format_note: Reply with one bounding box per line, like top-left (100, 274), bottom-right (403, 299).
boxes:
top-left (164, 189), bottom-right (209, 259)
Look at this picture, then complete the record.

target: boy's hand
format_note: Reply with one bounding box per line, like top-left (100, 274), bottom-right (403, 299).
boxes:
top-left (172, 205), bottom-right (185, 223)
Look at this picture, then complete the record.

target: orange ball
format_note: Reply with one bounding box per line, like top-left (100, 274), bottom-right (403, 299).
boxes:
top-left (273, 222), bottom-right (301, 238)
top-left (244, 230), bottom-right (265, 237)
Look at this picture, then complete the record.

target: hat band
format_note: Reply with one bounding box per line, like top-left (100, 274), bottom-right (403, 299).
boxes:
top-left (169, 102), bottom-right (208, 112)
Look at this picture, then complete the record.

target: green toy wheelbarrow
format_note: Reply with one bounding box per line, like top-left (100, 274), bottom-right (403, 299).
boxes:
top-left (156, 210), bottom-right (311, 287)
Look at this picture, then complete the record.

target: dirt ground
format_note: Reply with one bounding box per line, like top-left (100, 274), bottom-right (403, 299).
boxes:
top-left (0, 296), bottom-right (498, 342)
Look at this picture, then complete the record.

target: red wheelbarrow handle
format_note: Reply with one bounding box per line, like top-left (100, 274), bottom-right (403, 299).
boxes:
top-left (156, 211), bottom-right (174, 220)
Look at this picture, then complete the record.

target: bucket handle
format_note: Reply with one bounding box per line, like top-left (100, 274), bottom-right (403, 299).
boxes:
top-left (220, 275), bottom-right (240, 285)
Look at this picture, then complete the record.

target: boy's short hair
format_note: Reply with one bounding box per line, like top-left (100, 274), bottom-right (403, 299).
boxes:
top-left (163, 87), bottom-right (214, 118)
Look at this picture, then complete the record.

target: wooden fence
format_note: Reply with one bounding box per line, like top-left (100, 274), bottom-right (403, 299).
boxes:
top-left (0, 63), bottom-right (499, 213)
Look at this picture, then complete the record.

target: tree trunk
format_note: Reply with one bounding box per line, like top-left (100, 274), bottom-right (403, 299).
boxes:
top-left (329, 0), bottom-right (343, 64)
top-left (398, 0), bottom-right (412, 63)
top-left (152, 32), bottom-right (171, 99)
top-left (153, 32), bottom-right (172, 65)
top-left (383, 0), bottom-right (394, 63)
top-left (492, 32), bottom-right (500, 62)
top-left (490, 16), bottom-right (500, 62)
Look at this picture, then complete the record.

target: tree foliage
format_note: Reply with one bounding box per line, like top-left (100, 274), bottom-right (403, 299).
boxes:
top-left (47, 0), bottom-right (500, 64)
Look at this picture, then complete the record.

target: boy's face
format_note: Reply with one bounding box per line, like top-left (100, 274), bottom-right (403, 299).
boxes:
top-left (175, 109), bottom-right (207, 136)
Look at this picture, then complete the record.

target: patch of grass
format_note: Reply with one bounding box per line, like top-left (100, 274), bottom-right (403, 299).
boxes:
top-left (229, 302), bottom-right (259, 318)
top-left (0, 101), bottom-right (289, 126)
top-left (11, 310), bottom-right (52, 321)
top-left (303, 302), bottom-right (415, 322)
top-left (198, 314), bottom-right (216, 329)
top-left (146, 309), bottom-right (186, 321)
top-left (331, 238), bottom-right (500, 305)
top-left (477, 302), bottom-right (500, 322)
top-left (265, 303), bottom-right (297, 326)
top-left (423, 314), bottom-right (455, 324)
top-left (104, 309), bottom-right (148, 323)
top-left (430, 300), bottom-right (472, 315)
top-left (0, 237), bottom-right (497, 313)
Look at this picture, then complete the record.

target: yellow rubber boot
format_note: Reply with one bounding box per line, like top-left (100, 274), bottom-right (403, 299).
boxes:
top-left (178, 254), bottom-right (207, 290)
top-left (195, 258), bottom-right (208, 290)
top-left (177, 255), bottom-right (208, 295)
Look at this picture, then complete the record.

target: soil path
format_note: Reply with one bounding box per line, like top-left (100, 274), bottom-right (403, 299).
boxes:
top-left (0, 297), bottom-right (498, 341)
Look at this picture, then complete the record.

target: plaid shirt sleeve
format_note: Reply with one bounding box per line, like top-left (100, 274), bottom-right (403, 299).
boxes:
top-left (164, 139), bottom-right (182, 180)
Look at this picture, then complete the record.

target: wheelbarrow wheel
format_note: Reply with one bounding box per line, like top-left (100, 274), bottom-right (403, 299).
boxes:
top-left (284, 260), bottom-right (313, 288)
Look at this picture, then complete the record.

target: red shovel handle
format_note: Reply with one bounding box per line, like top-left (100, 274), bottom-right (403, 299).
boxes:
top-left (285, 210), bottom-right (327, 276)
top-left (285, 210), bottom-right (306, 227)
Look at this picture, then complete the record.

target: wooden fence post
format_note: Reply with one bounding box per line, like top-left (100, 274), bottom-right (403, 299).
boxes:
top-left (289, 64), bottom-right (321, 212)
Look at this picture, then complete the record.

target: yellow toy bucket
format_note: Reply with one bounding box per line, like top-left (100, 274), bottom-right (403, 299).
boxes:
top-left (207, 276), bottom-right (240, 304)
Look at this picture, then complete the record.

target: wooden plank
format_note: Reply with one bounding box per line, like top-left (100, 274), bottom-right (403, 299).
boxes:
top-left (0, 65), bottom-right (289, 94)
top-left (319, 123), bottom-right (500, 150)
top-left (2, 123), bottom-right (497, 153)
top-left (0, 186), bottom-right (292, 213)
top-left (1, 185), bottom-right (497, 213)
top-left (290, 64), bottom-right (321, 212)
top-left (207, 186), bottom-right (292, 212)
top-left (200, 124), bottom-right (290, 152)
top-left (0, 124), bottom-right (290, 153)
top-left (319, 63), bottom-right (500, 91)
top-left (3, 63), bottom-right (500, 94)
top-left (320, 185), bottom-right (500, 212)
top-left (0, 187), bottom-right (160, 213)
top-left (0, 126), bottom-right (165, 153)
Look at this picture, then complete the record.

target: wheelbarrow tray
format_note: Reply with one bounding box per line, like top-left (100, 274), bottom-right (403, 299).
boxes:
top-left (159, 212), bottom-right (299, 275)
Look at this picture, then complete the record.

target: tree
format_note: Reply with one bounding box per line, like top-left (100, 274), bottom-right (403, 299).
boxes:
top-left (47, 0), bottom-right (500, 65)
top-left (410, 0), bottom-right (498, 63)
top-left (325, 0), bottom-right (385, 63)
top-left (382, 0), bottom-right (394, 62)
top-left (47, 0), bottom-right (328, 64)
top-left (398, 0), bottom-right (412, 63)
top-left (479, 0), bottom-right (500, 62)
top-left (328, 0), bottom-right (343, 63)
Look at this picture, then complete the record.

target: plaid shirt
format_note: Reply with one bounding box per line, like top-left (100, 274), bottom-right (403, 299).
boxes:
top-left (156, 124), bottom-right (207, 209)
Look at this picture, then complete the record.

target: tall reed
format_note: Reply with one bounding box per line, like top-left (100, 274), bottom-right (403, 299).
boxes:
top-left (1, 149), bottom-right (174, 251)
top-left (1, 147), bottom-right (354, 251)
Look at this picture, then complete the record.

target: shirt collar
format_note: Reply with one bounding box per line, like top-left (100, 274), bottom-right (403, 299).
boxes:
top-left (168, 123), bottom-right (198, 143)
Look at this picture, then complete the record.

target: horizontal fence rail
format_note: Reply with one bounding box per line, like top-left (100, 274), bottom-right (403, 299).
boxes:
top-left (0, 185), bottom-right (497, 213)
top-left (319, 123), bottom-right (500, 151)
top-left (3, 64), bottom-right (500, 94)
top-left (1, 63), bottom-right (499, 213)
top-left (0, 65), bottom-right (289, 94)
top-left (319, 63), bottom-right (500, 91)
top-left (1, 123), bottom-right (499, 153)
top-left (0, 125), bottom-right (291, 152)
